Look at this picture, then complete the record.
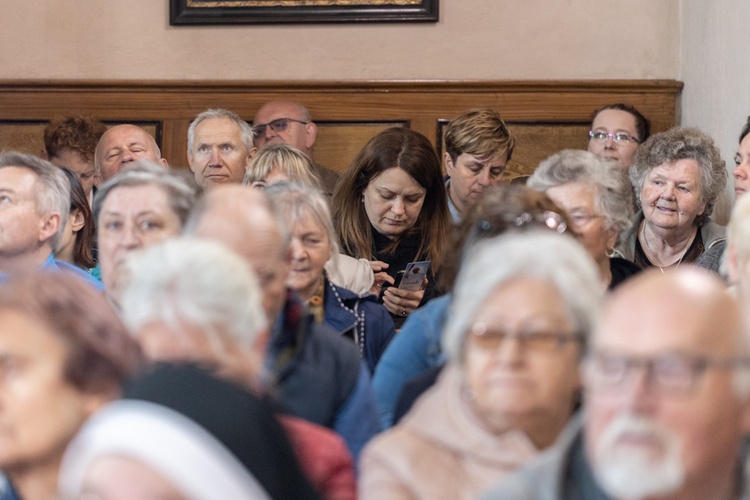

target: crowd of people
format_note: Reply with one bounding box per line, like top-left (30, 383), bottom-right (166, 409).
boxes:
top-left (0, 99), bottom-right (749, 499)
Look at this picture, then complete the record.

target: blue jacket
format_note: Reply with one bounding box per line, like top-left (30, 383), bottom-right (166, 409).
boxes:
top-left (0, 254), bottom-right (103, 291)
top-left (0, 477), bottom-right (18, 500)
top-left (323, 279), bottom-right (396, 373)
top-left (266, 291), bottom-right (381, 463)
top-left (372, 293), bottom-right (451, 429)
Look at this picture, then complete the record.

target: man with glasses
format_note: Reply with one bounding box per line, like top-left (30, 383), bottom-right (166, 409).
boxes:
top-left (252, 100), bottom-right (340, 194)
top-left (484, 268), bottom-right (750, 500)
top-left (587, 103), bottom-right (650, 171)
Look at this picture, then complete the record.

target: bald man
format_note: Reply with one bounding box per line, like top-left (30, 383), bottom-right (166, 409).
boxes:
top-left (252, 101), bottom-right (339, 194)
top-left (486, 268), bottom-right (750, 500)
top-left (95, 124), bottom-right (168, 182)
top-left (186, 185), bottom-right (380, 461)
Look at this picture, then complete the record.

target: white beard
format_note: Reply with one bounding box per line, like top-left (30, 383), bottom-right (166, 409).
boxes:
top-left (593, 414), bottom-right (685, 499)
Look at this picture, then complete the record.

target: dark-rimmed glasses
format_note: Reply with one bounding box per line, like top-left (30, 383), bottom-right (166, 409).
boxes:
top-left (585, 350), bottom-right (750, 395)
top-left (252, 117), bottom-right (309, 136)
top-left (469, 322), bottom-right (582, 352)
top-left (588, 130), bottom-right (640, 145)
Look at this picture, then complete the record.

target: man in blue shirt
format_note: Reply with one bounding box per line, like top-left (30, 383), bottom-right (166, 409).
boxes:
top-left (0, 151), bottom-right (100, 289)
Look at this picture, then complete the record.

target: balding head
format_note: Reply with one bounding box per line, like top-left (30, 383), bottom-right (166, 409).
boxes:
top-left (95, 125), bottom-right (168, 181)
top-left (252, 101), bottom-right (317, 155)
top-left (583, 268), bottom-right (750, 499)
top-left (186, 185), bottom-right (291, 320)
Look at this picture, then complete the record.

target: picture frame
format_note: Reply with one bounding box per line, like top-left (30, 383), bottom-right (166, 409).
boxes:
top-left (169, 0), bottom-right (439, 25)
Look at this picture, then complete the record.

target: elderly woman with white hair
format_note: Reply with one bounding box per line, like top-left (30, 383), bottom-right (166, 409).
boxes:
top-left (359, 231), bottom-right (602, 500)
top-left (527, 149), bottom-right (639, 289)
top-left (618, 127), bottom-right (727, 270)
top-left (243, 144), bottom-right (374, 295)
top-left (266, 182), bottom-right (396, 373)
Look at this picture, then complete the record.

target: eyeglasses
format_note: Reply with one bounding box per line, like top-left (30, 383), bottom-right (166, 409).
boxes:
top-left (469, 322), bottom-right (582, 352)
top-left (588, 130), bottom-right (640, 145)
top-left (252, 117), bottom-right (309, 136)
top-left (568, 210), bottom-right (604, 228)
top-left (475, 210), bottom-right (568, 237)
top-left (585, 350), bottom-right (750, 395)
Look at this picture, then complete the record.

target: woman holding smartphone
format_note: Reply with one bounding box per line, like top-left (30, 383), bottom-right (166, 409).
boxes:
top-left (332, 127), bottom-right (451, 327)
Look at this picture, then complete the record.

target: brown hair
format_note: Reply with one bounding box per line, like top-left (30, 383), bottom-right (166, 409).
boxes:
top-left (444, 108), bottom-right (515, 163)
top-left (440, 184), bottom-right (572, 289)
top-left (44, 114), bottom-right (108, 163)
top-left (0, 272), bottom-right (143, 394)
top-left (58, 167), bottom-right (97, 269)
top-left (591, 103), bottom-right (650, 143)
top-left (332, 127), bottom-right (450, 270)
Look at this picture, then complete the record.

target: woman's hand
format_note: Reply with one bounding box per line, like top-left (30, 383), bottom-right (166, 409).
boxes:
top-left (369, 260), bottom-right (393, 296)
top-left (383, 284), bottom-right (425, 317)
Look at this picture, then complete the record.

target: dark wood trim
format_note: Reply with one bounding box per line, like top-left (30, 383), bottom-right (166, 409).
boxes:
top-left (0, 79), bottom-right (682, 174)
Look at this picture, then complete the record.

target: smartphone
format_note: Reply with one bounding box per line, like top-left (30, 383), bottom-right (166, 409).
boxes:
top-left (380, 270), bottom-right (405, 298)
top-left (398, 261), bottom-right (430, 291)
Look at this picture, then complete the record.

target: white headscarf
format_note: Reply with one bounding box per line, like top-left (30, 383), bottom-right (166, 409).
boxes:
top-left (59, 400), bottom-right (271, 500)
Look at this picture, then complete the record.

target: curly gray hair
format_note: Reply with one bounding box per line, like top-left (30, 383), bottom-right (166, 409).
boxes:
top-left (629, 127), bottom-right (726, 225)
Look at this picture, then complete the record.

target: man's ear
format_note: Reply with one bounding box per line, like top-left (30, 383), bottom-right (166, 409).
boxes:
top-left (444, 152), bottom-right (455, 175)
top-left (158, 158), bottom-right (169, 169)
top-left (39, 212), bottom-right (62, 244)
top-left (40, 149), bottom-right (49, 161)
top-left (305, 123), bottom-right (318, 151)
top-left (248, 146), bottom-right (259, 160)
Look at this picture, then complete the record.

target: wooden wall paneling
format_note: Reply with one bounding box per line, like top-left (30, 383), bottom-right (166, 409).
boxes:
top-left (0, 80), bottom-right (683, 176)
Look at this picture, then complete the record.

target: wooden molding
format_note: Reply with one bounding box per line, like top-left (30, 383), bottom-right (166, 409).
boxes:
top-left (0, 79), bottom-right (682, 177)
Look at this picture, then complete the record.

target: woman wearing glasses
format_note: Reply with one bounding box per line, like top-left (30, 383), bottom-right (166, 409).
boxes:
top-left (360, 230), bottom-right (601, 500)
top-left (332, 127), bottom-right (451, 328)
top-left (527, 149), bottom-right (640, 290)
top-left (587, 103), bottom-right (650, 170)
top-left (616, 127), bottom-right (727, 271)
top-left (372, 184), bottom-right (571, 428)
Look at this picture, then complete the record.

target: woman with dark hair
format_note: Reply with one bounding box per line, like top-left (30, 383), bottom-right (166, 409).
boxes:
top-left (55, 167), bottom-right (99, 278)
top-left (696, 116), bottom-right (750, 278)
top-left (732, 116), bottom-right (750, 199)
top-left (332, 127), bottom-right (450, 327)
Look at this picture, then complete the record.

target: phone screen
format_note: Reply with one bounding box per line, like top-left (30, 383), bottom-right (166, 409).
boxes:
top-left (398, 261), bottom-right (430, 291)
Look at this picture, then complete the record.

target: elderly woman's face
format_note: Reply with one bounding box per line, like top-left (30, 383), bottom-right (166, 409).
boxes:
top-left (546, 182), bottom-right (617, 266)
top-left (363, 167), bottom-right (426, 239)
top-left (462, 276), bottom-right (582, 443)
top-left (98, 185), bottom-right (183, 304)
top-left (640, 159), bottom-right (706, 231)
top-left (286, 211), bottom-right (333, 300)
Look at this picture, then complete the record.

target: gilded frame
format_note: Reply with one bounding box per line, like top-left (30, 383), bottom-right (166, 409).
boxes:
top-left (170, 0), bottom-right (439, 25)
